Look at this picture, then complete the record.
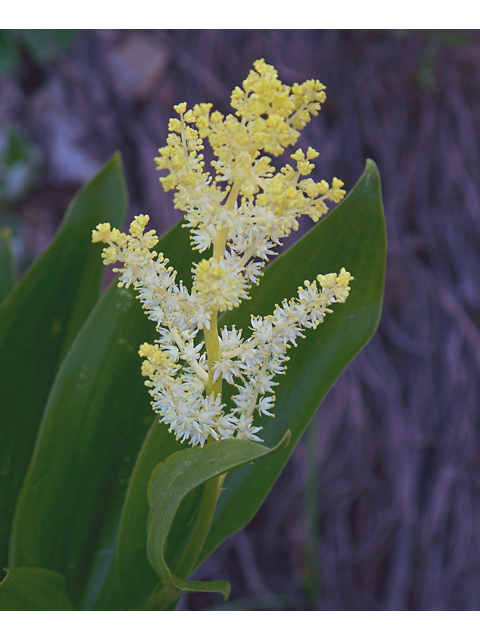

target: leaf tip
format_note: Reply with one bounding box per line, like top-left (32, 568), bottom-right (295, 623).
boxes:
top-left (364, 158), bottom-right (381, 186)
top-left (110, 150), bottom-right (123, 167)
top-left (221, 580), bottom-right (231, 601)
top-left (271, 430), bottom-right (291, 453)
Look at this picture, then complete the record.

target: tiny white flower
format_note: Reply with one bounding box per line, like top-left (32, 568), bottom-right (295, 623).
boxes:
top-left (257, 396), bottom-right (275, 417)
top-left (183, 341), bottom-right (203, 361)
top-left (219, 326), bottom-right (243, 352)
top-left (191, 228), bottom-right (213, 252)
top-left (218, 357), bottom-right (243, 383)
top-left (236, 417), bottom-right (263, 443)
top-left (240, 346), bottom-right (261, 369)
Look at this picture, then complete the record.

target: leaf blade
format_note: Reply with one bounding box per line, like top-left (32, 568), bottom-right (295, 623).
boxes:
top-left (0, 153), bottom-right (127, 573)
top-left (9, 217), bottom-right (195, 606)
top-left (199, 159), bottom-right (386, 563)
top-left (146, 433), bottom-right (290, 604)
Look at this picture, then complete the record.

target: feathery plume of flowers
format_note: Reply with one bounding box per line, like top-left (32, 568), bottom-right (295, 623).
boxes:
top-left (93, 59), bottom-right (353, 446)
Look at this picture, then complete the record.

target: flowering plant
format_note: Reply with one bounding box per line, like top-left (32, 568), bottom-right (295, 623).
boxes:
top-left (0, 61), bottom-right (385, 610)
top-left (93, 60), bottom-right (351, 449)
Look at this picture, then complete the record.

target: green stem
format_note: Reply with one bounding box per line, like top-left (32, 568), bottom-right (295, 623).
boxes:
top-left (204, 311), bottom-right (222, 397)
top-left (140, 182), bottom-right (244, 610)
top-left (174, 474), bottom-right (221, 579)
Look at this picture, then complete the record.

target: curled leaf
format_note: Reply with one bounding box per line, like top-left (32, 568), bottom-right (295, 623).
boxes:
top-left (146, 432), bottom-right (290, 604)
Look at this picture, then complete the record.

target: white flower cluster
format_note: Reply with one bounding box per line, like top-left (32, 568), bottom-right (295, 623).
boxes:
top-left (93, 216), bottom-right (353, 446)
top-left (92, 59), bottom-right (354, 447)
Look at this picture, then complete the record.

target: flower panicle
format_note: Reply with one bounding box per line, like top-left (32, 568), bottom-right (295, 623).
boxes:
top-left (154, 58), bottom-right (345, 300)
top-left (93, 214), bottom-right (353, 446)
top-left (92, 59), bottom-right (353, 447)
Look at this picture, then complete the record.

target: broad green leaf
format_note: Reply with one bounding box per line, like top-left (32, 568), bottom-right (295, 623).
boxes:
top-left (199, 159), bottom-right (386, 565)
top-left (0, 227), bottom-right (16, 302)
top-left (0, 567), bottom-right (74, 611)
top-left (146, 433), bottom-right (291, 607)
top-left (0, 153), bottom-right (127, 575)
top-left (9, 216), bottom-right (195, 606)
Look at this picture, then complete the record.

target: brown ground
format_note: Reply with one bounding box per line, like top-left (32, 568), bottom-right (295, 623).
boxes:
top-left (1, 29), bottom-right (480, 610)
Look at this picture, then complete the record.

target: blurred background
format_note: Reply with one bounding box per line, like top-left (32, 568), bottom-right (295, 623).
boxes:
top-left (1, 29), bottom-right (480, 610)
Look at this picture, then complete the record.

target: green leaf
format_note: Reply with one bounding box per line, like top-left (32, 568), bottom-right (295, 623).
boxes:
top-left (0, 154), bottom-right (127, 575)
top-left (199, 159), bottom-right (386, 565)
top-left (9, 281), bottom-right (155, 604)
top-left (146, 433), bottom-right (290, 607)
top-left (0, 568), bottom-right (74, 610)
top-left (9, 216), bottom-right (195, 606)
top-left (0, 227), bottom-right (16, 302)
